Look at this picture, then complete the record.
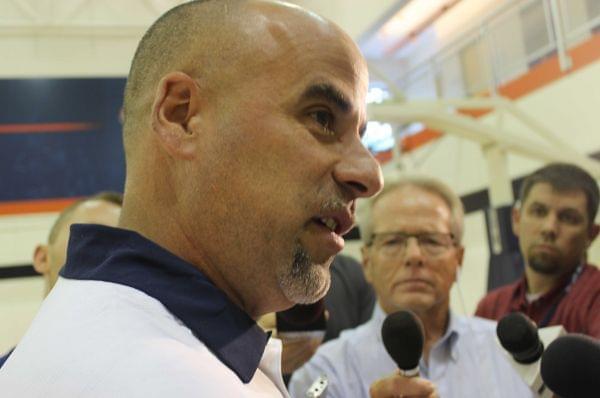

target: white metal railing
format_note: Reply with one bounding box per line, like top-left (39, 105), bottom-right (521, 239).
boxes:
top-left (388, 0), bottom-right (600, 101)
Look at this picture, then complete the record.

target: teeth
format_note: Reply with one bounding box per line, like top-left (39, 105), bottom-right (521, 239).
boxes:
top-left (320, 217), bottom-right (338, 232)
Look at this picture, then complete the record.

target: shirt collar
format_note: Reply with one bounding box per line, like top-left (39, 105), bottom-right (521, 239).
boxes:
top-left (512, 264), bottom-right (582, 309)
top-left (372, 302), bottom-right (388, 342)
top-left (371, 303), bottom-right (461, 361)
top-left (444, 311), bottom-right (466, 362)
top-left (60, 224), bottom-right (269, 383)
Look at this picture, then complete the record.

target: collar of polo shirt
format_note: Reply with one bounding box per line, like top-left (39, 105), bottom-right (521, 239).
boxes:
top-left (61, 224), bottom-right (270, 383)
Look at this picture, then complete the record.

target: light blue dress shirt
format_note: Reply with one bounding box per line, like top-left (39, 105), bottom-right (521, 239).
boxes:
top-left (289, 304), bottom-right (535, 398)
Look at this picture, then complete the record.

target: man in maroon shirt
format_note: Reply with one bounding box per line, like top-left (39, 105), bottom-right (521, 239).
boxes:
top-left (476, 163), bottom-right (600, 337)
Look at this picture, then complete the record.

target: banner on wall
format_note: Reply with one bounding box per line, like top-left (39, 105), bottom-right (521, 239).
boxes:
top-left (0, 78), bottom-right (127, 214)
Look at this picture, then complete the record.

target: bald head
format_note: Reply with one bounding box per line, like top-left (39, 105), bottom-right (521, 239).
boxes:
top-left (34, 194), bottom-right (122, 296)
top-left (122, 0), bottom-right (360, 155)
top-left (119, 0), bottom-right (379, 317)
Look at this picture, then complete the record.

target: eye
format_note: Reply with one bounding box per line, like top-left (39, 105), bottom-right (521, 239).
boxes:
top-left (383, 236), bottom-right (404, 247)
top-left (559, 211), bottom-right (582, 225)
top-left (421, 236), bottom-right (443, 246)
top-left (309, 110), bottom-right (336, 136)
top-left (528, 204), bottom-right (547, 217)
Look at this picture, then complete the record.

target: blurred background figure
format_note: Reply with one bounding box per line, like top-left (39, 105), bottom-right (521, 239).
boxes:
top-left (290, 176), bottom-right (534, 398)
top-left (259, 254), bottom-right (375, 377)
top-left (33, 192), bottom-right (123, 297)
top-left (0, 191), bottom-right (122, 368)
top-left (477, 163), bottom-right (600, 337)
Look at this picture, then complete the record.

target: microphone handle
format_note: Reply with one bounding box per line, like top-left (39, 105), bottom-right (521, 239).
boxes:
top-left (398, 367), bottom-right (419, 378)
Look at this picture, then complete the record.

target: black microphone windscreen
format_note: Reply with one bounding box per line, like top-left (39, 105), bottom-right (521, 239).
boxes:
top-left (276, 299), bottom-right (325, 327)
top-left (381, 310), bottom-right (424, 371)
top-left (540, 334), bottom-right (600, 398)
top-left (497, 312), bottom-right (543, 363)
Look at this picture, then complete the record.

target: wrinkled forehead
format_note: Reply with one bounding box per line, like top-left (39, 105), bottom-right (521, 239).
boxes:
top-left (373, 187), bottom-right (452, 229)
top-left (524, 182), bottom-right (588, 209)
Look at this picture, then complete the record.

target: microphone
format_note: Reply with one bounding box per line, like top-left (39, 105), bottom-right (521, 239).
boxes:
top-left (540, 334), bottom-right (600, 398)
top-left (496, 312), bottom-right (564, 397)
top-left (497, 312), bottom-right (544, 363)
top-left (381, 310), bottom-right (424, 377)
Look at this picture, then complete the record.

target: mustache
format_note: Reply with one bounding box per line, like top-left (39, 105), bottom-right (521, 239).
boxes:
top-left (319, 197), bottom-right (351, 213)
top-left (532, 241), bottom-right (558, 248)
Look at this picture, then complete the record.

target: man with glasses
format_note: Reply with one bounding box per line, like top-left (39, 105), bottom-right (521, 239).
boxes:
top-left (289, 176), bottom-right (534, 398)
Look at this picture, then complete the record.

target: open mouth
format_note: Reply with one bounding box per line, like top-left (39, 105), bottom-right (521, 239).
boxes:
top-left (311, 206), bottom-right (354, 237)
top-left (314, 217), bottom-right (339, 233)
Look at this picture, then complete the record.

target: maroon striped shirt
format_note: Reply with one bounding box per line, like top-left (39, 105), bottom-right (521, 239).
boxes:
top-left (475, 264), bottom-right (600, 338)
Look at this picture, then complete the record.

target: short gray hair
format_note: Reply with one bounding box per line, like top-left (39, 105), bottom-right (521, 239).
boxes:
top-left (48, 191), bottom-right (123, 244)
top-left (357, 174), bottom-right (465, 245)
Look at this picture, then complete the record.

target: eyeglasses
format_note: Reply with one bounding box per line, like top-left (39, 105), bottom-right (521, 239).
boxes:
top-left (368, 231), bottom-right (456, 257)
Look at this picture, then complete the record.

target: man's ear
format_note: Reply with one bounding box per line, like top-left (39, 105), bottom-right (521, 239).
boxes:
top-left (511, 205), bottom-right (521, 238)
top-left (453, 244), bottom-right (465, 282)
top-left (360, 245), bottom-right (373, 284)
top-left (151, 71), bottom-right (202, 159)
top-left (33, 245), bottom-right (50, 275)
top-left (588, 223), bottom-right (600, 245)
top-left (455, 245), bottom-right (465, 266)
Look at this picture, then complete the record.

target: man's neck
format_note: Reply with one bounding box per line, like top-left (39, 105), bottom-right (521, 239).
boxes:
top-left (524, 264), bottom-right (580, 295)
top-left (525, 269), bottom-right (558, 295)
top-left (418, 307), bottom-right (450, 364)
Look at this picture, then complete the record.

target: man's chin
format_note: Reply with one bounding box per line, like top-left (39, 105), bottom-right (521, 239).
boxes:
top-left (293, 265), bottom-right (331, 304)
top-left (279, 260), bottom-right (331, 305)
top-left (528, 254), bottom-right (562, 275)
top-left (390, 294), bottom-right (434, 314)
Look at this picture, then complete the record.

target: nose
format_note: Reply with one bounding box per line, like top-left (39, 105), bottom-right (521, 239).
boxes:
top-left (334, 138), bottom-right (383, 199)
top-left (403, 237), bottom-right (424, 268)
top-left (541, 213), bottom-right (558, 241)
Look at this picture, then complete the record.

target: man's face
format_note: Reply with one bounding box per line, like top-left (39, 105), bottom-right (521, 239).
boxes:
top-left (513, 182), bottom-right (596, 276)
top-left (362, 186), bottom-right (463, 316)
top-left (185, 11), bottom-right (382, 312)
top-left (45, 200), bottom-right (121, 290)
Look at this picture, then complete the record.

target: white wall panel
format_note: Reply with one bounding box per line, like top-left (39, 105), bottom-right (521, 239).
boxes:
top-left (0, 277), bottom-right (44, 353)
top-left (0, 212), bottom-right (57, 266)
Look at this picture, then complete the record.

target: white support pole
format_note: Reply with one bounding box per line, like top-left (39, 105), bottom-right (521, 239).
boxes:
top-left (482, 144), bottom-right (513, 207)
top-left (548, 0), bottom-right (573, 71)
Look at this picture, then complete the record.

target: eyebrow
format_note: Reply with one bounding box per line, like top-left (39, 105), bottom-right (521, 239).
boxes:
top-left (529, 201), bottom-right (583, 214)
top-left (300, 83), bottom-right (368, 137)
top-left (300, 83), bottom-right (351, 113)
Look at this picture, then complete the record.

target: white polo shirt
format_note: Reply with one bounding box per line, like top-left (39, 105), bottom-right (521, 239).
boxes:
top-left (0, 225), bottom-right (289, 397)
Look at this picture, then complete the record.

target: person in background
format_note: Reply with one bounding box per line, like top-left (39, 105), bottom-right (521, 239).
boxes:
top-left (289, 175), bottom-right (534, 398)
top-left (260, 254), bottom-right (376, 377)
top-left (0, 191), bottom-right (122, 368)
top-left (33, 192), bottom-right (122, 297)
top-left (476, 163), bottom-right (600, 337)
top-left (324, 254), bottom-right (376, 341)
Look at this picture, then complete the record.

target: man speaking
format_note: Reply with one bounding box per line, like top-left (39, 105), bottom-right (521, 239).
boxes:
top-left (0, 1), bottom-right (398, 397)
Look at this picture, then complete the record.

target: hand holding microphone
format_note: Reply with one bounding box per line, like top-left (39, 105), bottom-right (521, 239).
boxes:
top-left (369, 373), bottom-right (438, 398)
top-left (495, 312), bottom-right (600, 398)
top-left (370, 310), bottom-right (438, 398)
top-left (496, 312), bottom-right (567, 397)
top-left (497, 312), bottom-right (544, 364)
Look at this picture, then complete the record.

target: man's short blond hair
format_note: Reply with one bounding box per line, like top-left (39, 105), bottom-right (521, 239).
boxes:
top-left (357, 175), bottom-right (464, 246)
top-left (48, 192), bottom-right (123, 244)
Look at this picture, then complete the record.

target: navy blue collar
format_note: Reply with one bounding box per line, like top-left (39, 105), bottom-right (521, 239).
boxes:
top-left (60, 224), bottom-right (269, 383)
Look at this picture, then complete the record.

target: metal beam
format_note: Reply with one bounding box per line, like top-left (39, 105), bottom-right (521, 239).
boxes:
top-left (369, 100), bottom-right (600, 179)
